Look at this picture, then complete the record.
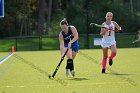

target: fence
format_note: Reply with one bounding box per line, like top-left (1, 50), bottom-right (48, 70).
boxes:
top-left (0, 33), bottom-right (139, 52)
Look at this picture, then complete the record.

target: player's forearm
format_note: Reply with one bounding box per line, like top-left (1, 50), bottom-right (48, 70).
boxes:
top-left (100, 30), bottom-right (107, 36)
top-left (70, 36), bottom-right (78, 44)
top-left (60, 44), bottom-right (64, 57)
top-left (100, 32), bottom-right (105, 36)
top-left (100, 28), bottom-right (108, 36)
top-left (114, 22), bottom-right (121, 30)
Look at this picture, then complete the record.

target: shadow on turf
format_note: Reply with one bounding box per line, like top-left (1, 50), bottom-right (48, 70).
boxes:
top-left (79, 51), bottom-right (138, 87)
top-left (106, 73), bottom-right (134, 76)
top-left (69, 77), bottom-right (88, 81)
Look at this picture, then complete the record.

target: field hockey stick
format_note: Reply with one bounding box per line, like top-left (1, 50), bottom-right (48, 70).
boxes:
top-left (90, 23), bottom-right (106, 28)
top-left (90, 23), bottom-right (121, 32)
top-left (49, 48), bottom-right (69, 79)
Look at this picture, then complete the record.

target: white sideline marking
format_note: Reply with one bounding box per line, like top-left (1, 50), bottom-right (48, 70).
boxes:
top-left (6, 86), bottom-right (14, 88)
top-left (3, 82), bottom-right (130, 88)
top-left (0, 53), bottom-right (14, 64)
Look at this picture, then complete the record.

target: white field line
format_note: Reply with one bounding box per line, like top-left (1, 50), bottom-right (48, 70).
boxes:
top-left (1, 82), bottom-right (130, 88)
top-left (0, 53), bottom-right (14, 64)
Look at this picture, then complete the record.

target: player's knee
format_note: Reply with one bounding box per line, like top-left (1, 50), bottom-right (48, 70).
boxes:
top-left (103, 56), bottom-right (108, 59)
top-left (72, 54), bottom-right (76, 60)
top-left (112, 52), bottom-right (117, 56)
top-left (67, 52), bottom-right (72, 59)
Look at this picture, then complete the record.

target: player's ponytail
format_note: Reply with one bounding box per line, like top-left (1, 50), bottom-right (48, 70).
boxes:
top-left (60, 18), bottom-right (68, 26)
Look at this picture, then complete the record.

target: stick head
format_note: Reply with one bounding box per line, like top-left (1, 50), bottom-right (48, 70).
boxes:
top-left (48, 75), bottom-right (53, 80)
top-left (90, 23), bottom-right (96, 26)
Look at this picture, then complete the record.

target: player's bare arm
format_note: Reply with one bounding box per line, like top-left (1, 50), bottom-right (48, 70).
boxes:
top-left (70, 26), bottom-right (78, 43)
top-left (100, 23), bottom-right (108, 36)
top-left (59, 32), bottom-right (65, 57)
top-left (113, 21), bottom-right (121, 30)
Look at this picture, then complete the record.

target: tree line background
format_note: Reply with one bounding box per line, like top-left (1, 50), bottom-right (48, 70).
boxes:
top-left (0, 0), bottom-right (140, 37)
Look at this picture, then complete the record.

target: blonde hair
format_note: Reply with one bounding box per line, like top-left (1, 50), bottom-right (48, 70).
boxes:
top-left (106, 12), bottom-right (113, 17)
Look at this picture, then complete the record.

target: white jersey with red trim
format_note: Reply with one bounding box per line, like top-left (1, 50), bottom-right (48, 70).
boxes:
top-left (101, 21), bottom-right (116, 48)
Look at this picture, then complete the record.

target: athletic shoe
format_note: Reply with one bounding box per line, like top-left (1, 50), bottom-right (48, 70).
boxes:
top-left (102, 69), bottom-right (106, 73)
top-left (70, 70), bottom-right (75, 77)
top-left (109, 59), bottom-right (113, 66)
top-left (66, 69), bottom-right (69, 77)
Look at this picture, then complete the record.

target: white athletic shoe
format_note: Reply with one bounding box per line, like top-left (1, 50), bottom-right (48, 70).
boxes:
top-left (70, 70), bottom-right (75, 77)
top-left (66, 69), bottom-right (69, 77)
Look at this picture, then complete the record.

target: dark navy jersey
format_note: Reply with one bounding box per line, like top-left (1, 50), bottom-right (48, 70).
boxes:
top-left (61, 26), bottom-right (78, 45)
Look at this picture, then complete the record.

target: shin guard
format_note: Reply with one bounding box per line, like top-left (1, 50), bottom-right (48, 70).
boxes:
top-left (66, 59), bottom-right (74, 71)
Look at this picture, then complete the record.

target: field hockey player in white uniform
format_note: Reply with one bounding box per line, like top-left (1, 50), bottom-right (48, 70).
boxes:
top-left (100, 12), bottom-right (122, 73)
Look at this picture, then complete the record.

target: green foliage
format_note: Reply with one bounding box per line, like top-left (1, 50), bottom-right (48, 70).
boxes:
top-left (0, 0), bottom-right (140, 37)
top-left (49, 12), bottom-right (64, 35)
top-left (64, 0), bottom-right (87, 34)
